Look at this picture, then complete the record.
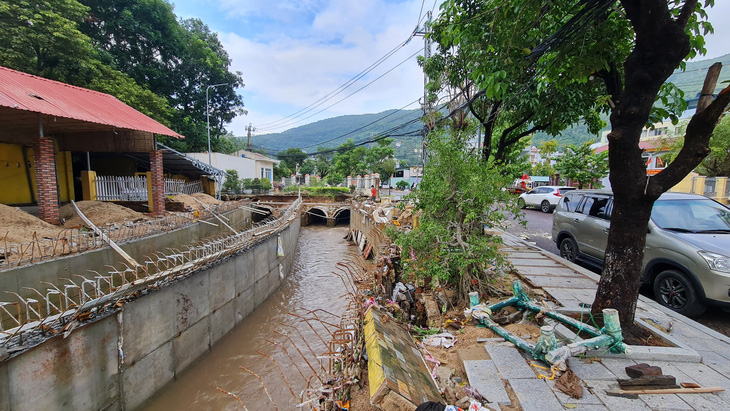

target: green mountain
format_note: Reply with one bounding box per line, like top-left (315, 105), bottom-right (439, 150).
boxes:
top-left (250, 109), bottom-right (425, 164)
top-left (252, 54), bottom-right (730, 158)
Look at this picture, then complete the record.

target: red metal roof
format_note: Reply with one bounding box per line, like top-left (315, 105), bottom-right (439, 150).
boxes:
top-left (594, 138), bottom-right (672, 154)
top-left (0, 66), bottom-right (181, 138)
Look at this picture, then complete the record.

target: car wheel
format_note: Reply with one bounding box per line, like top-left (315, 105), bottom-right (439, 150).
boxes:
top-left (518, 198), bottom-right (526, 209)
top-left (541, 200), bottom-right (551, 213)
top-left (559, 237), bottom-right (578, 263)
top-left (653, 270), bottom-right (707, 317)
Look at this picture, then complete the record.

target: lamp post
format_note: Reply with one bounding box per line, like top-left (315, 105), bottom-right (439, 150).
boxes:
top-left (206, 83), bottom-right (228, 166)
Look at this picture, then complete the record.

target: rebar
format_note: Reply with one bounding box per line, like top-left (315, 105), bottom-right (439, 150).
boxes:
top-left (239, 366), bottom-right (279, 411)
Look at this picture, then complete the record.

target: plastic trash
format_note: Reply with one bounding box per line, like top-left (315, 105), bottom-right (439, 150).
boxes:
top-left (423, 332), bottom-right (456, 349)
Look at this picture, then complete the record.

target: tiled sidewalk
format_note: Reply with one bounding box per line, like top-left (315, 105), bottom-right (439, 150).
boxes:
top-left (462, 234), bottom-right (730, 411)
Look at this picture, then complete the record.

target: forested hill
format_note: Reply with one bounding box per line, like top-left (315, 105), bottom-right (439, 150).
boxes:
top-left (250, 109), bottom-right (425, 164)
top-left (252, 54), bottom-right (729, 157)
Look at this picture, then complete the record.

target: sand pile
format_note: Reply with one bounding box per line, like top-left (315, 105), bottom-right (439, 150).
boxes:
top-left (59, 201), bottom-right (147, 229)
top-left (171, 193), bottom-right (221, 210)
top-left (0, 204), bottom-right (65, 244)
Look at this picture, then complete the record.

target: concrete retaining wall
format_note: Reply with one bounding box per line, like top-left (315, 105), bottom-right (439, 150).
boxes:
top-left (0, 215), bottom-right (300, 411)
top-left (0, 208), bottom-right (253, 299)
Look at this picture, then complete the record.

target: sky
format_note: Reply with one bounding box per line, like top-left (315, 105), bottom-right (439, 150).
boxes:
top-left (170, 0), bottom-right (730, 137)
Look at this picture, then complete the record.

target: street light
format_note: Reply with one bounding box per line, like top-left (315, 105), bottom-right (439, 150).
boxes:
top-left (206, 83), bottom-right (228, 166)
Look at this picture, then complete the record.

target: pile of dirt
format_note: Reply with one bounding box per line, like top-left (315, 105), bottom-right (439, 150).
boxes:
top-left (59, 201), bottom-right (148, 229)
top-left (0, 204), bottom-right (66, 244)
top-left (171, 193), bottom-right (221, 210)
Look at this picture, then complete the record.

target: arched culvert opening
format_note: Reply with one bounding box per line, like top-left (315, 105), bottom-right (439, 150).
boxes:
top-left (333, 208), bottom-right (351, 226)
top-left (250, 205), bottom-right (273, 223)
top-left (307, 208), bottom-right (328, 225)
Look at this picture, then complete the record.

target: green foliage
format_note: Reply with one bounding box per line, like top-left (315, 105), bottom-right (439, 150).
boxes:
top-left (283, 186), bottom-right (348, 197)
top-left (556, 141), bottom-right (609, 189)
top-left (277, 148), bottom-right (307, 174)
top-left (222, 169), bottom-right (240, 191)
top-left (666, 116), bottom-right (730, 177)
top-left (393, 130), bottom-right (519, 299)
top-left (396, 180), bottom-right (410, 190)
top-left (242, 178), bottom-right (271, 191)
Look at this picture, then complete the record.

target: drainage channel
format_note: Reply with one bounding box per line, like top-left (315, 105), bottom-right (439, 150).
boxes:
top-left (143, 225), bottom-right (357, 410)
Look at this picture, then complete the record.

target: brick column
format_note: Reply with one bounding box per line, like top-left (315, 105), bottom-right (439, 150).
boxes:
top-left (149, 150), bottom-right (165, 216)
top-left (33, 135), bottom-right (60, 225)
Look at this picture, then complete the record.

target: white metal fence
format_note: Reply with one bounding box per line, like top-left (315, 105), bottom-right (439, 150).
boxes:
top-left (95, 176), bottom-right (204, 201)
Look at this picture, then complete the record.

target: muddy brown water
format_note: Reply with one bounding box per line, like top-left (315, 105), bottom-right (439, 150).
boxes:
top-left (144, 226), bottom-right (356, 410)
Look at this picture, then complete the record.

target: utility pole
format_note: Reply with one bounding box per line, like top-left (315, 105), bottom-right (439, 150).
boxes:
top-left (246, 123), bottom-right (255, 150)
top-left (414, 11), bottom-right (432, 170)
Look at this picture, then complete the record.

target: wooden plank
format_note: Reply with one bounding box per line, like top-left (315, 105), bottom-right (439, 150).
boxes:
top-left (607, 387), bottom-right (724, 395)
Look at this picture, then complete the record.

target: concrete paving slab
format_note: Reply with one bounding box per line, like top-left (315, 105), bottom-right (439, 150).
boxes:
top-left (508, 258), bottom-right (561, 267)
top-left (598, 358), bottom-right (637, 379)
top-left (569, 359), bottom-right (617, 380)
top-left (639, 393), bottom-right (693, 410)
top-left (522, 274), bottom-right (598, 289)
top-left (485, 345), bottom-right (536, 379)
top-left (463, 360), bottom-right (511, 404)
top-left (508, 378), bottom-right (564, 411)
top-left (677, 392), bottom-right (730, 410)
top-left (546, 378), bottom-right (604, 406)
top-left (668, 362), bottom-right (730, 404)
top-left (509, 252), bottom-right (546, 258)
top-left (697, 350), bottom-right (730, 376)
top-left (514, 266), bottom-right (584, 276)
top-left (584, 380), bottom-right (652, 411)
top-left (586, 346), bottom-right (702, 363)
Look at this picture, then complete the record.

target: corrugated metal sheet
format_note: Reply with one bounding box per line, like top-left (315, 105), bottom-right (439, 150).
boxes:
top-left (0, 66), bottom-right (181, 138)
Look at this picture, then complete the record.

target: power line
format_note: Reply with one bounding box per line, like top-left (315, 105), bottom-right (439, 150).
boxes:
top-left (256, 36), bottom-right (417, 130)
top-left (257, 49), bottom-right (423, 132)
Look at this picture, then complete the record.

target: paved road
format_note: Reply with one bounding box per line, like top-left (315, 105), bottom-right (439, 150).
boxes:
top-left (504, 207), bottom-right (730, 336)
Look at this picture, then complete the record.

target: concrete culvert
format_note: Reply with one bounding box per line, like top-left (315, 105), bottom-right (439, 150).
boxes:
top-left (251, 205), bottom-right (273, 223)
top-left (333, 208), bottom-right (350, 226)
top-left (306, 208), bottom-right (328, 225)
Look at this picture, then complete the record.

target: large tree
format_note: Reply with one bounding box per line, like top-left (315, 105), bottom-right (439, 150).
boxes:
top-left (426, 0), bottom-right (729, 325)
top-left (556, 141), bottom-right (609, 188)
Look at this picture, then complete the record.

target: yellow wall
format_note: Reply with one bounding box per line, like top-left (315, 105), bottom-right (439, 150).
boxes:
top-left (0, 142), bottom-right (74, 205)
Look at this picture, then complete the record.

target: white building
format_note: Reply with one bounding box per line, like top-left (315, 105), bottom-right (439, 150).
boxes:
top-left (188, 150), bottom-right (279, 184)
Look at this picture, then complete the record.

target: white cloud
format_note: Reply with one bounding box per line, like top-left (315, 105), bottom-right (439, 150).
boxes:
top-left (217, 0), bottom-right (430, 135)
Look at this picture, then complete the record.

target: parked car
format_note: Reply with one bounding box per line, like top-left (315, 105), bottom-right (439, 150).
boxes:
top-left (552, 190), bottom-right (730, 316)
top-left (518, 186), bottom-right (577, 213)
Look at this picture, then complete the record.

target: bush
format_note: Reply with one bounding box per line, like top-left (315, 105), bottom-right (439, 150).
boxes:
top-left (396, 180), bottom-right (409, 190)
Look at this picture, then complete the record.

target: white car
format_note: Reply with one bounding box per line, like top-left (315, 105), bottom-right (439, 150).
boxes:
top-left (518, 186), bottom-right (577, 212)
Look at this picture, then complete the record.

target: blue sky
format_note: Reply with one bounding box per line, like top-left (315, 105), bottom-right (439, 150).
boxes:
top-left (170, 0), bottom-right (730, 137)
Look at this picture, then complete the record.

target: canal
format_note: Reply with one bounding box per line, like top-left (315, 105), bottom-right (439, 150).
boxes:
top-left (144, 225), bottom-right (356, 410)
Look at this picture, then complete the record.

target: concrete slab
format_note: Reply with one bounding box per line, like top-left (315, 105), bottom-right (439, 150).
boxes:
top-left (522, 274), bottom-right (598, 289)
top-left (208, 260), bottom-right (236, 311)
top-left (235, 286), bottom-right (256, 324)
top-left (677, 392), bottom-right (730, 410)
top-left (508, 258), bottom-right (561, 267)
top-left (122, 341), bottom-right (174, 410)
top-left (0, 362), bottom-right (8, 411)
top-left (546, 378), bottom-right (604, 406)
top-left (698, 350), bottom-right (730, 376)
top-left (586, 346), bottom-right (702, 363)
top-left (209, 299), bottom-right (236, 346)
top-left (514, 266), bottom-right (584, 276)
top-left (569, 359), bottom-right (617, 380)
top-left (234, 247), bottom-right (255, 293)
top-left (172, 316), bottom-right (210, 375)
top-left (668, 361), bottom-right (730, 404)
top-left (509, 252), bottom-right (546, 258)
top-left (598, 358), bottom-right (636, 379)
top-left (173, 271), bottom-right (210, 333)
top-left (485, 345), bottom-right (536, 379)
top-left (508, 378), bottom-right (564, 411)
top-left (584, 380), bottom-right (651, 411)
top-left (463, 360), bottom-right (511, 404)
top-left (639, 393), bottom-right (692, 410)
top-left (6, 316), bottom-right (120, 411)
top-left (122, 285), bottom-right (175, 365)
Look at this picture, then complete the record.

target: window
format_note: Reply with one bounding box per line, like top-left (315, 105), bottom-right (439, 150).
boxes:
top-left (588, 197), bottom-right (610, 219)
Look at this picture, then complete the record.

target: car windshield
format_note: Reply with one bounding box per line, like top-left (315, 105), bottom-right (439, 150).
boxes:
top-left (651, 199), bottom-right (730, 232)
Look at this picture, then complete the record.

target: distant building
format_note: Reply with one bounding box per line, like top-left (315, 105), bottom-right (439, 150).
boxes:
top-left (187, 150), bottom-right (279, 184)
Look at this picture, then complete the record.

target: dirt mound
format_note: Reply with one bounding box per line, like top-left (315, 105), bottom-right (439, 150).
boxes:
top-left (171, 193), bottom-right (221, 210)
top-left (59, 201), bottom-right (148, 229)
top-left (0, 204), bottom-right (65, 244)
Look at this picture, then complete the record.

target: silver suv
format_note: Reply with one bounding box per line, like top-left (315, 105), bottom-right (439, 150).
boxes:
top-left (552, 190), bottom-right (730, 316)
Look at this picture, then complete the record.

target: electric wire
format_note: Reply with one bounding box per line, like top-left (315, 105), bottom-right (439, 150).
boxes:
top-left (257, 49), bottom-right (423, 132)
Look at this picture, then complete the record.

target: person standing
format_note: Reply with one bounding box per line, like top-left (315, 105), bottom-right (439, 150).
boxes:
top-left (371, 185), bottom-right (377, 201)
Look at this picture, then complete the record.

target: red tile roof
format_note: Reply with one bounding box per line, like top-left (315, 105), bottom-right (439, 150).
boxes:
top-left (0, 66), bottom-right (181, 138)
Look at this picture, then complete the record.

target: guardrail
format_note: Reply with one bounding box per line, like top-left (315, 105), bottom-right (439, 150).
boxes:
top-left (0, 198), bottom-right (302, 349)
top-left (96, 176), bottom-right (204, 201)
